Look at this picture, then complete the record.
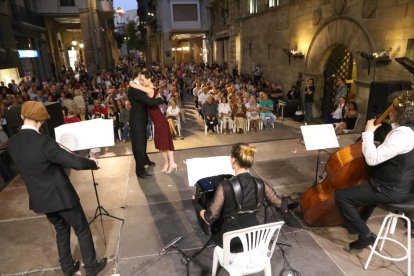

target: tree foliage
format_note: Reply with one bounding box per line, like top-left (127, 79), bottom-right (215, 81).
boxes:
top-left (125, 21), bottom-right (144, 51)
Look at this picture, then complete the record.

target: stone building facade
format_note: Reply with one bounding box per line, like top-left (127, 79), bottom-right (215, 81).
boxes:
top-left (209, 0), bottom-right (414, 121)
top-left (138, 0), bottom-right (211, 67)
top-left (35, 0), bottom-right (118, 75)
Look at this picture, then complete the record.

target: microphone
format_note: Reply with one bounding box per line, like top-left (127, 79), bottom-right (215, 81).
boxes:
top-left (161, 235), bottom-right (183, 252)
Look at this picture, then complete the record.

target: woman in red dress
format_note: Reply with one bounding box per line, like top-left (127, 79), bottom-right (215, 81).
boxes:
top-left (129, 73), bottom-right (177, 173)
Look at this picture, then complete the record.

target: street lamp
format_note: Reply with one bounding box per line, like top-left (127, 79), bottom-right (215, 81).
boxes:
top-left (116, 7), bottom-right (124, 15)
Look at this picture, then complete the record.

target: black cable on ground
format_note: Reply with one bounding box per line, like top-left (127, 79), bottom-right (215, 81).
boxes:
top-left (277, 243), bottom-right (302, 276)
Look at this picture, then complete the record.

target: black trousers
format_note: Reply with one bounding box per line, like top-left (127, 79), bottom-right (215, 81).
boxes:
top-left (46, 204), bottom-right (98, 274)
top-left (205, 117), bottom-right (218, 131)
top-left (130, 127), bottom-right (150, 175)
top-left (335, 182), bottom-right (410, 235)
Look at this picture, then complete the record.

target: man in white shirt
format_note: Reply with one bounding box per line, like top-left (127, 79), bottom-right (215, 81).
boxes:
top-left (335, 93), bottom-right (414, 250)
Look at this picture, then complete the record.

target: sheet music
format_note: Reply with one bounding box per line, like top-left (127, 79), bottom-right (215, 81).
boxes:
top-left (186, 156), bottom-right (234, 186)
top-left (300, 124), bottom-right (339, 151)
top-left (55, 119), bottom-right (115, 151)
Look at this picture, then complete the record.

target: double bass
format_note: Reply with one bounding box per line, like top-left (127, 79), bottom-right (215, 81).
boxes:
top-left (300, 90), bottom-right (414, 226)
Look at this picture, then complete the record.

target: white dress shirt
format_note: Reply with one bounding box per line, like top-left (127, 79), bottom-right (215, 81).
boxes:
top-left (362, 125), bottom-right (414, 166)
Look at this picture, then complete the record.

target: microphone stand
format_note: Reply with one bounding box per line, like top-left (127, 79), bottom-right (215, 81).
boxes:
top-left (160, 234), bottom-right (214, 276)
top-left (89, 169), bottom-right (124, 245)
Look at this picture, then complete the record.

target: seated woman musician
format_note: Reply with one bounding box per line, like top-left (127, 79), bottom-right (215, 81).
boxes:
top-left (199, 143), bottom-right (288, 249)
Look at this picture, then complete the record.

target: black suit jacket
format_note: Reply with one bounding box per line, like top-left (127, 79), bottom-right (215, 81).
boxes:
top-left (127, 86), bottom-right (164, 130)
top-left (8, 129), bottom-right (98, 213)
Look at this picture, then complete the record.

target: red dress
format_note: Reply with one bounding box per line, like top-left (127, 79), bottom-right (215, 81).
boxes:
top-left (148, 91), bottom-right (174, 151)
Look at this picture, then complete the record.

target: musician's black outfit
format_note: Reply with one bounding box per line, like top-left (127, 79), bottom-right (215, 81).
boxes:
top-left (204, 172), bottom-right (284, 251)
top-left (7, 127), bottom-right (104, 275)
top-left (335, 125), bottom-right (414, 249)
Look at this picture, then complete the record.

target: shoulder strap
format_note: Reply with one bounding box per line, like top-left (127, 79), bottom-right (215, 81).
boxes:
top-left (229, 177), bottom-right (243, 211)
top-left (229, 176), bottom-right (265, 211)
top-left (253, 177), bottom-right (265, 208)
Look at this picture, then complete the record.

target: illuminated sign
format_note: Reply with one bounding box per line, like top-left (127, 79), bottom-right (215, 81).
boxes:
top-left (18, 50), bottom-right (39, 58)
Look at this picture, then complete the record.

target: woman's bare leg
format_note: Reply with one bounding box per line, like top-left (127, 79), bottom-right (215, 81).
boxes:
top-left (165, 150), bottom-right (177, 173)
top-left (160, 150), bottom-right (169, 172)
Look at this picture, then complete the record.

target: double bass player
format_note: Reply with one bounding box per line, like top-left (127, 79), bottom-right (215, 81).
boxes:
top-left (335, 91), bottom-right (414, 250)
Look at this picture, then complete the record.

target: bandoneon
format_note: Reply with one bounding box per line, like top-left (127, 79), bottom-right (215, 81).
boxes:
top-left (193, 174), bottom-right (233, 235)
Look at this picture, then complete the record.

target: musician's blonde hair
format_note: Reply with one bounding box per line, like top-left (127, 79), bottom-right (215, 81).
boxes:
top-left (231, 143), bottom-right (257, 168)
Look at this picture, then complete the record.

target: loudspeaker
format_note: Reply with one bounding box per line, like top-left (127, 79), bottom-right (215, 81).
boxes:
top-left (4, 107), bottom-right (23, 137)
top-left (366, 80), bottom-right (411, 119)
top-left (40, 102), bottom-right (64, 138)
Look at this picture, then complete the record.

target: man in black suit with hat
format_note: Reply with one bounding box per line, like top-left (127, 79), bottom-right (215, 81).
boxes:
top-left (7, 101), bottom-right (107, 276)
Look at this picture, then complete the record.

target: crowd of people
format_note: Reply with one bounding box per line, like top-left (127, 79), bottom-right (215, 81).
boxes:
top-left (1, 58), bottom-right (414, 276)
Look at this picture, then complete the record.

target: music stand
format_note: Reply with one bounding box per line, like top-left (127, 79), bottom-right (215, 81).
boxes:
top-left (300, 124), bottom-right (339, 186)
top-left (54, 119), bottom-right (124, 244)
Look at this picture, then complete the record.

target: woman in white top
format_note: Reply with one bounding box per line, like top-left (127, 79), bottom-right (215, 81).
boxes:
top-left (246, 95), bottom-right (260, 131)
top-left (218, 96), bottom-right (233, 133)
top-left (166, 99), bottom-right (181, 136)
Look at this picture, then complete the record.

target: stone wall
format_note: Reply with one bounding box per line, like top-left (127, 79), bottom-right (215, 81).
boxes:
top-left (217, 0), bottom-right (414, 121)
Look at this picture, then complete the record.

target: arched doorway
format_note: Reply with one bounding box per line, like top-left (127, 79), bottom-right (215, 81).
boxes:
top-left (304, 17), bottom-right (375, 119)
top-left (322, 44), bottom-right (353, 116)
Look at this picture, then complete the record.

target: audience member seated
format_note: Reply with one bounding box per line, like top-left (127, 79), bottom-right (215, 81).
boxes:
top-left (63, 108), bottom-right (81, 124)
top-left (77, 106), bottom-right (90, 121)
top-left (202, 94), bottom-right (219, 133)
top-left (259, 93), bottom-right (276, 128)
top-left (218, 97), bottom-right (233, 134)
top-left (198, 86), bottom-right (208, 118)
top-left (335, 101), bottom-right (358, 133)
top-left (166, 99), bottom-right (181, 137)
top-left (246, 95), bottom-right (260, 131)
top-left (91, 99), bottom-right (108, 118)
top-left (232, 96), bottom-right (247, 133)
top-left (107, 106), bottom-right (121, 141)
top-left (326, 96), bottom-right (345, 124)
top-left (269, 83), bottom-right (284, 113)
top-left (286, 85), bottom-right (300, 100)
top-left (119, 100), bottom-right (131, 142)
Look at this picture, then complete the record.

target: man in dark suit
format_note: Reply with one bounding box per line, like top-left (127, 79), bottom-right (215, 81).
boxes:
top-left (7, 101), bottom-right (107, 276)
top-left (128, 71), bottom-right (164, 179)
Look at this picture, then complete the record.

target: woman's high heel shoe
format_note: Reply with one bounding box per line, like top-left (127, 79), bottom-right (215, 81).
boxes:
top-left (161, 165), bottom-right (169, 173)
top-left (165, 164), bottom-right (178, 174)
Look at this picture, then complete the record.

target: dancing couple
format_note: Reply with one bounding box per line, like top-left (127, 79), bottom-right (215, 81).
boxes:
top-left (128, 71), bottom-right (177, 178)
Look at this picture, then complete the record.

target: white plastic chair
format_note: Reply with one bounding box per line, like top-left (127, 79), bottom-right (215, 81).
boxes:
top-left (232, 118), bottom-right (248, 134)
top-left (220, 118), bottom-right (234, 134)
top-left (212, 221), bottom-right (284, 276)
top-left (173, 117), bottom-right (182, 136)
top-left (259, 116), bottom-right (275, 130)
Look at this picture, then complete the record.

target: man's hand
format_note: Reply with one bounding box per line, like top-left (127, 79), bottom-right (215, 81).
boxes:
top-left (90, 158), bottom-right (100, 169)
top-left (365, 119), bottom-right (382, 133)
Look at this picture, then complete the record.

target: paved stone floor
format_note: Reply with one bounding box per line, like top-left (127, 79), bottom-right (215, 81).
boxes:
top-left (0, 96), bottom-right (412, 276)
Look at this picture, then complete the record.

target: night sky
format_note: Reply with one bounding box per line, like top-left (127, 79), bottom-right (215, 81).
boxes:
top-left (113, 0), bottom-right (137, 12)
